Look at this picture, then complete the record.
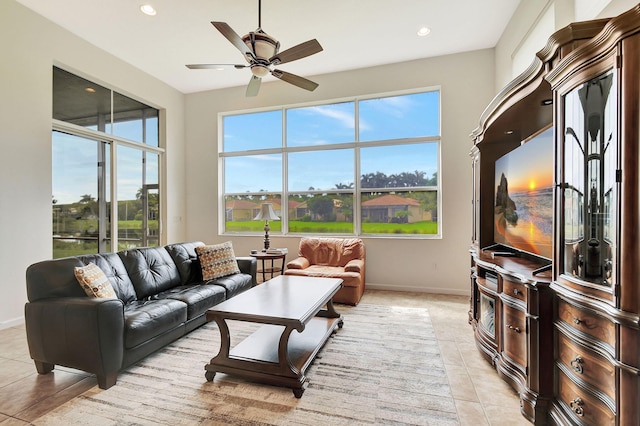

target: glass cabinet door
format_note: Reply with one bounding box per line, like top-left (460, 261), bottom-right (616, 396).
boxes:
top-left (561, 70), bottom-right (618, 287)
top-left (471, 148), bottom-right (481, 246)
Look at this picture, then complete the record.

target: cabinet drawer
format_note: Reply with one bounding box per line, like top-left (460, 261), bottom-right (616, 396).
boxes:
top-left (558, 300), bottom-right (615, 347)
top-left (503, 305), bottom-right (526, 368)
top-left (557, 367), bottom-right (615, 426)
top-left (503, 278), bottom-right (527, 303)
top-left (557, 332), bottom-right (615, 400)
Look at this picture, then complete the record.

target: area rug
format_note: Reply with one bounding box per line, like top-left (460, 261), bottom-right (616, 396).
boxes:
top-left (33, 304), bottom-right (459, 425)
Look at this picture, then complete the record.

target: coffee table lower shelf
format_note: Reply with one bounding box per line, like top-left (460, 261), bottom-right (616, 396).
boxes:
top-left (205, 316), bottom-right (343, 397)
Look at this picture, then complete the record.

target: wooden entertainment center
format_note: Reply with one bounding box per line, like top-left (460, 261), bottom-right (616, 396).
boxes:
top-left (469, 6), bottom-right (640, 425)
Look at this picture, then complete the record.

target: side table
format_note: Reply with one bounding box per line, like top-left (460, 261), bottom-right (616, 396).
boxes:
top-left (250, 252), bottom-right (287, 283)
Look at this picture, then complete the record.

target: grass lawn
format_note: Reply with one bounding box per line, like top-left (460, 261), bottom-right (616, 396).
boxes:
top-left (225, 220), bottom-right (438, 235)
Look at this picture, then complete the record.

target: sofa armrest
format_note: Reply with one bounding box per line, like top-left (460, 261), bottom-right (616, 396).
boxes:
top-left (25, 297), bottom-right (125, 380)
top-left (236, 256), bottom-right (258, 287)
top-left (345, 258), bottom-right (364, 273)
top-left (286, 257), bottom-right (310, 270)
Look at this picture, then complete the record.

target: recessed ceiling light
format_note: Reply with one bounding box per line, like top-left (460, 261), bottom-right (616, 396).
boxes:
top-left (417, 26), bottom-right (431, 37)
top-left (140, 4), bottom-right (157, 16)
top-left (85, 87), bottom-right (96, 93)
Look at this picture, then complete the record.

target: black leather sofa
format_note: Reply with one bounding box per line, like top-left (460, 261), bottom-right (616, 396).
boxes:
top-left (24, 241), bottom-right (256, 389)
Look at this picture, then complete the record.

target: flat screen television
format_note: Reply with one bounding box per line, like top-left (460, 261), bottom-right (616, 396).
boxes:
top-left (493, 126), bottom-right (554, 259)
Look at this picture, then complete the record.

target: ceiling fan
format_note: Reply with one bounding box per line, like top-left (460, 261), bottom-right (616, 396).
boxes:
top-left (186, 0), bottom-right (323, 97)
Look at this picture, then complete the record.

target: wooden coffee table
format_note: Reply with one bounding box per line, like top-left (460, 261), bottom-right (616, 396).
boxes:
top-left (204, 275), bottom-right (343, 397)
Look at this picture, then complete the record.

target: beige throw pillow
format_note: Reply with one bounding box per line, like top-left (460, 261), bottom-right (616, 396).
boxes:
top-left (74, 263), bottom-right (117, 299)
top-left (196, 241), bottom-right (241, 280)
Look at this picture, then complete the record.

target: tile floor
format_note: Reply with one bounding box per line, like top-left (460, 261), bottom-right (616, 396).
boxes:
top-left (0, 290), bottom-right (531, 425)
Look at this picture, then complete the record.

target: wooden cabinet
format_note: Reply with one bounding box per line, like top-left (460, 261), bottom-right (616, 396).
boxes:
top-left (468, 15), bottom-right (607, 425)
top-left (471, 5), bottom-right (640, 425)
top-left (544, 6), bottom-right (640, 425)
top-left (471, 251), bottom-right (554, 423)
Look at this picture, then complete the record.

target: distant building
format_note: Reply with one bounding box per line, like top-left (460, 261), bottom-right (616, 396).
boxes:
top-left (225, 199), bottom-right (258, 222)
top-left (362, 194), bottom-right (429, 223)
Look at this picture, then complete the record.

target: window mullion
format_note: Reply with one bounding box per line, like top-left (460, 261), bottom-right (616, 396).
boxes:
top-left (110, 142), bottom-right (118, 252)
top-left (355, 99), bottom-right (361, 234)
top-left (282, 107), bottom-right (288, 234)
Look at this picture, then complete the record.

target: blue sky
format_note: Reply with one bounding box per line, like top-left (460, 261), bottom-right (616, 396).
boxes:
top-left (53, 91), bottom-right (439, 203)
top-left (223, 91), bottom-right (440, 193)
top-left (52, 132), bottom-right (158, 204)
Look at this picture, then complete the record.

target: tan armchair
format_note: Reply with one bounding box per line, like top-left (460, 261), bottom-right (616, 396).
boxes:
top-left (284, 237), bottom-right (365, 305)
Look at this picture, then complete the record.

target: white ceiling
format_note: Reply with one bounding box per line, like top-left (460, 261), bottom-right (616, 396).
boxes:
top-left (16, 0), bottom-right (521, 94)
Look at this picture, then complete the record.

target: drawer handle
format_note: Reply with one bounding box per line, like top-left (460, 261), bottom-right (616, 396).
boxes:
top-left (573, 317), bottom-right (583, 325)
top-left (513, 288), bottom-right (521, 295)
top-left (569, 397), bottom-right (584, 417)
top-left (506, 324), bottom-right (521, 333)
top-left (570, 356), bottom-right (584, 374)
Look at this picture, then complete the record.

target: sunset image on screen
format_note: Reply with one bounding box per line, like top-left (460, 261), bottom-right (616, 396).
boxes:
top-left (494, 127), bottom-right (554, 258)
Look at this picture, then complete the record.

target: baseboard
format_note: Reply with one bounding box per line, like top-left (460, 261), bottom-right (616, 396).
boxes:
top-left (365, 283), bottom-right (469, 297)
top-left (0, 316), bottom-right (25, 330)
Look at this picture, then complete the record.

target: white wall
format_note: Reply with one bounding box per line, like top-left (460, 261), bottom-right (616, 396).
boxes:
top-left (0, 1), bottom-right (186, 328)
top-left (494, 0), bottom-right (637, 91)
top-left (185, 49), bottom-right (496, 295)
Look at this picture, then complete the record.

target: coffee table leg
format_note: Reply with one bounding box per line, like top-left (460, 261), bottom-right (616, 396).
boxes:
top-left (293, 385), bottom-right (306, 398)
top-left (204, 316), bottom-right (231, 382)
top-left (317, 299), bottom-right (344, 328)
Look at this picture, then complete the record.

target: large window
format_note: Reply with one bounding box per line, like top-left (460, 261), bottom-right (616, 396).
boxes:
top-left (52, 67), bottom-right (162, 258)
top-left (222, 89), bottom-right (440, 237)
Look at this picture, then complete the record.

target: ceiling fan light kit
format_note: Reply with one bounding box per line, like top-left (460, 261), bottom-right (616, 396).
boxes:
top-left (186, 0), bottom-right (322, 97)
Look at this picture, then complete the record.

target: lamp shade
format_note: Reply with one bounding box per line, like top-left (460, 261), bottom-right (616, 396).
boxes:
top-left (254, 203), bottom-right (280, 221)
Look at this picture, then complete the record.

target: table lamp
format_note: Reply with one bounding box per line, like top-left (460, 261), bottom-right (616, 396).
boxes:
top-left (254, 203), bottom-right (280, 251)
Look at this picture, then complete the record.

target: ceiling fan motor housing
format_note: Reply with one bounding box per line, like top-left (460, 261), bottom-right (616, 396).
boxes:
top-left (243, 31), bottom-right (279, 60)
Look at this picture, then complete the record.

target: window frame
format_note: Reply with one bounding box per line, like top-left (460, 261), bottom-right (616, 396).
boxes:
top-left (52, 66), bottom-right (164, 256)
top-left (219, 87), bottom-right (442, 239)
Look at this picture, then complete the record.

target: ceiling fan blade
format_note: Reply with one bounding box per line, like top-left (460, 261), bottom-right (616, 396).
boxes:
top-left (269, 39), bottom-right (323, 65)
top-left (271, 69), bottom-right (319, 92)
top-left (211, 21), bottom-right (253, 58)
top-left (246, 75), bottom-right (261, 97)
top-left (186, 64), bottom-right (247, 70)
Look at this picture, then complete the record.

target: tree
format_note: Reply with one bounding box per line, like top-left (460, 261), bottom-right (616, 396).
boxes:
top-left (425, 172), bottom-right (438, 186)
top-left (360, 170), bottom-right (430, 188)
top-left (307, 196), bottom-right (335, 220)
top-left (360, 171), bottom-right (389, 188)
top-left (77, 194), bottom-right (97, 218)
top-left (334, 182), bottom-right (354, 189)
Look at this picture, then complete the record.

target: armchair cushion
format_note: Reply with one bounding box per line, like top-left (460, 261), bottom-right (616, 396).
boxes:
top-left (285, 237), bottom-right (365, 305)
top-left (298, 237), bottom-right (365, 267)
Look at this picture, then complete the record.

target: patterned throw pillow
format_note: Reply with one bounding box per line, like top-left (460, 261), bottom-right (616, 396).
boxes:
top-left (195, 241), bottom-right (241, 280)
top-left (74, 262), bottom-right (117, 299)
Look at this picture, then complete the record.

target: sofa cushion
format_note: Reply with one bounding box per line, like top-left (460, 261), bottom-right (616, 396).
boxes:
top-left (119, 247), bottom-right (181, 299)
top-left (208, 273), bottom-right (253, 298)
top-left (74, 263), bottom-right (117, 299)
top-left (78, 253), bottom-right (137, 303)
top-left (123, 299), bottom-right (187, 348)
top-left (158, 284), bottom-right (227, 319)
top-left (195, 242), bottom-right (241, 280)
top-left (165, 242), bottom-right (205, 285)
